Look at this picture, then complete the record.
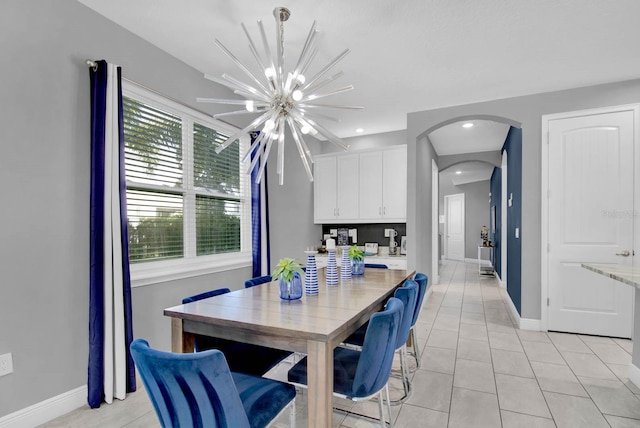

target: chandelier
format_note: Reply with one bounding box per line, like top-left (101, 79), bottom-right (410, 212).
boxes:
top-left (197, 7), bottom-right (361, 185)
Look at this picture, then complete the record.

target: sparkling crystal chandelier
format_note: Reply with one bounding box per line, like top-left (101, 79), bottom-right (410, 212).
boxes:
top-left (198, 7), bottom-right (361, 185)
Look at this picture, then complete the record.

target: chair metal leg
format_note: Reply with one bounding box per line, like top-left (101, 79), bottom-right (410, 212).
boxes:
top-left (385, 383), bottom-right (393, 428)
top-left (289, 399), bottom-right (296, 428)
top-left (389, 345), bottom-right (412, 405)
top-left (409, 327), bottom-right (421, 371)
top-left (378, 390), bottom-right (385, 428)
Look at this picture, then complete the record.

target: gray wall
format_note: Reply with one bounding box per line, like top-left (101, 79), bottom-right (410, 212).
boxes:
top-left (408, 79), bottom-right (640, 321)
top-left (266, 129), bottom-right (322, 265)
top-left (0, 0), bottom-right (252, 417)
top-left (439, 179), bottom-right (491, 259)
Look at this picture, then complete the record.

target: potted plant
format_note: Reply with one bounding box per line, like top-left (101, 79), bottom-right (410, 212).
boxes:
top-left (272, 257), bottom-right (304, 300)
top-left (348, 245), bottom-right (365, 275)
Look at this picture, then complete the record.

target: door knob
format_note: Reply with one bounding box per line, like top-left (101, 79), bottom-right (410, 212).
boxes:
top-left (616, 250), bottom-right (630, 257)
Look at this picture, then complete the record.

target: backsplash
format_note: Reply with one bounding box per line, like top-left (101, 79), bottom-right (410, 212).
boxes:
top-left (321, 223), bottom-right (406, 246)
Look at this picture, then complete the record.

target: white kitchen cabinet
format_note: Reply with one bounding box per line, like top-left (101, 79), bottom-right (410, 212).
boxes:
top-left (313, 154), bottom-right (359, 223)
top-left (359, 146), bottom-right (407, 222)
top-left (314, 145), bottom-right (406, 224)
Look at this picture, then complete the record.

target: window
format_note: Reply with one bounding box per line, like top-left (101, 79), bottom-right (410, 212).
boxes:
top-left (122, 82), bottom-right (250, 286)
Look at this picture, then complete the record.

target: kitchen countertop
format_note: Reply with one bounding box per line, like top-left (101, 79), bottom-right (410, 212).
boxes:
top-left (581, 263), bottom-right (640, 288)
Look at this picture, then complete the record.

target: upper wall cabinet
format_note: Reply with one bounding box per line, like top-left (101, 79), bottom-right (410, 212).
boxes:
top-left (314, 154), bottom-right (360, 223)
top-left (314, 145), bottom-right (407, 224)
top-left (359, 146), bottom-right (407, 222)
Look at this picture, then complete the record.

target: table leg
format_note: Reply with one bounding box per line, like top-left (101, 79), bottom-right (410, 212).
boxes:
top-left (306, 339), bottom-right (333, 428)
top-left (171, 317), bottom-right (194, 353)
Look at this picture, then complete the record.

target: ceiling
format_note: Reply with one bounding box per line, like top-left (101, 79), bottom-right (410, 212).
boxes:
top-left (441, 160), bottom-right (496, 187)
top-left (78, 0), bottom-right (640, 162)
top-left (429, 120), bottom-right (510, 156)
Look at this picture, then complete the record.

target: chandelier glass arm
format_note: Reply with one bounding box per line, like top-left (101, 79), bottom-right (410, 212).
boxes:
top-left (214, 39), bottom-right (271, 95)
top-left (287, 117), bottom-right (314, 181)
top-left (301, 49), bottom-right (350, 91)
top-left (215, 110), bottom-right (273, 154)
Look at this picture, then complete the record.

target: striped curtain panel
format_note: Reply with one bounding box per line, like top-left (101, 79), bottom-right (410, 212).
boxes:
top-left (88, 60), bottom-right (136, 408)
top-left (250, 132), bottom-right (271, 277)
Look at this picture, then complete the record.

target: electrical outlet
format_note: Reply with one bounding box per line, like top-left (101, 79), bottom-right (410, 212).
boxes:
top-left (0, 353), bottom-right (13, 377)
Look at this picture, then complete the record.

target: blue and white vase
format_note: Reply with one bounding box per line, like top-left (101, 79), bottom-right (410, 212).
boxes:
top-left (326, 249), bottom-right (338, 286)
top-left (304, 250), bottom-right (319, 295)
top-left (340, 246), bottom-right (352, 280)
top-left (351, 258), bottom-right (365, 275)
top-left (279, 272), bottom-right (303, 300)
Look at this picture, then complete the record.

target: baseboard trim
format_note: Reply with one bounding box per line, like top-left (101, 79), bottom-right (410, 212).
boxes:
top-left (505, 292), bottom-right (541, 331)
top-left (0, 385), bottom-right (86, 428)
top-left (629, 363), bottom-right (640, 390)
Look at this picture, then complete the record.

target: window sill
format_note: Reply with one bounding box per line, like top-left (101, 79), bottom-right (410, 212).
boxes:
top-left (130, 252), bottom-right (252, 287)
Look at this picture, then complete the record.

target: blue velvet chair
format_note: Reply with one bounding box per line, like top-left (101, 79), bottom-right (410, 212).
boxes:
top-left (341, 280), bottom-right (418, 404)
top-left (182, 288), bottom-right (292, 377)
top-left (288, 297), bottom-right (404, 428)
top-left (131, 339), bottom-right (296, 428)
top-left (244, 275), bottom-right (272, 288)
top-left (364, 263), bottom-right (388, 269)
top-left (409, 273), bottom-right (429, 369)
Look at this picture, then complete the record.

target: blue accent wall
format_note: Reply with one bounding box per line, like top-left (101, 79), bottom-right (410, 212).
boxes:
top-left (503, 127), bottom-right (522, 314)
top-left (489, 167), bottom-right (501, 279)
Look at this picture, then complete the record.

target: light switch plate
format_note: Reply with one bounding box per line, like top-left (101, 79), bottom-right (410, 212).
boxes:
top-left (0, 353), bottom-right (13, 377)
top-left (329, 229), bottom-right (337, 237)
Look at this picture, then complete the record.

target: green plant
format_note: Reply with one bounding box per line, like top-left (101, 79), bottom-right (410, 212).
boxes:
top-left (348, 245), bottom-right (365, 261)
top-left (272, 257), bottom-right (304, 283)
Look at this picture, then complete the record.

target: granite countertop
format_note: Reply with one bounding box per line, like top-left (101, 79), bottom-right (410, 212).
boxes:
top-left (581, 263), bottom-right (640, 288)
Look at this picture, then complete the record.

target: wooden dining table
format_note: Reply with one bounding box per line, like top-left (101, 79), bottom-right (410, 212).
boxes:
top-left (164, 267), bottom-right (415, 428)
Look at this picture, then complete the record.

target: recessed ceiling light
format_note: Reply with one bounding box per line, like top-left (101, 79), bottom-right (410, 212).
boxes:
top-left (462, 123), bottom-right (474, 128)
top-left (455, 171), bottom-right (462, 175)
top-left (355, 128), bottom-right (364, 133)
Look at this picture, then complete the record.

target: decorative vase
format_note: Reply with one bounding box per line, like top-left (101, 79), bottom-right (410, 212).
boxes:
top-left (304, 250), bottom-right (319, 295)
top-left (340, 246), bottom-right (352, 280)
top-left (279, 272), bottom-right (303, 300)
top-left (326, 249), bottom-right (338, 286)
top-left (351, 258), bottom-right (365, 275)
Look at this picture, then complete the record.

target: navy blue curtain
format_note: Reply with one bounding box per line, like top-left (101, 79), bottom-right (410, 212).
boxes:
top-left (88, 60), bottom-right (136, 408)
top-left (250, 132), bottom-right (270, 277)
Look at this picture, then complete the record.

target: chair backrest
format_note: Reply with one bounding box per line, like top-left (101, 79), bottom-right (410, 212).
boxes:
top-left (130, 339), bottom-right (251, 428)
top-left (182, 288), bottom-right (231, 352)
top-left (351, 297), bottom-right (403, 398)
top-left (244, 275), bottom-right (272, 288)
top-left (182, 288), bottom-right (231, 304)
top-left (393, 280), bottom-right (418, 349)
top-left (364, 263), bottom-right (388, 269)
top-left (411, 273), bottom-right (429, 326)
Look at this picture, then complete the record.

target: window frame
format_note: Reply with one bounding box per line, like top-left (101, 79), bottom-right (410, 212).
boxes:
top-left (122, 81), bottom-right (251, 287)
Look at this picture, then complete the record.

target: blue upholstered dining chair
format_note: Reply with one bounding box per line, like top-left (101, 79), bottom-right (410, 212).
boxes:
top-left (130, 339), bottom-right (296, 428)
top-left (244, 275), bottom-right (272, 288)
top-left (341, 280), bottom-right (418, 404)
top-left (288, 297), bottom-right (404, 428)
top-left (182, 288), bottom-right (292, 376)
top-left (364, 263), bottom-right (388, 269)
top-left (408, 273), bottom-right (429, 369)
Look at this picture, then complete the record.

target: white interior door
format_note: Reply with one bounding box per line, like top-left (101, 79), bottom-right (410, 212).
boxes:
top-left (445, 193), bottom-right (465, 261)
top-left (432, 160), bottom-right (439, 284)
top-left (547, 108), bottom-right (635, 338)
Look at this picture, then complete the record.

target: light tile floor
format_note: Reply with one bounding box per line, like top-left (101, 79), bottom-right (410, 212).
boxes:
top-left (41, 261), bottom-right (640, 427)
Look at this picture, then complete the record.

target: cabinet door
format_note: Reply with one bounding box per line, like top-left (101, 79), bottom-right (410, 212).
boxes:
top-left (336, 154), bottom-right (359, 220)
top-left (358, 151), bottom-right (383, 220)
top-left (382, 146), bottom-right (407, 220)
top-left (314, 156), bottom-right (337, 223)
